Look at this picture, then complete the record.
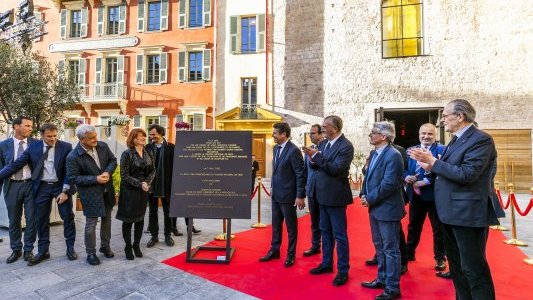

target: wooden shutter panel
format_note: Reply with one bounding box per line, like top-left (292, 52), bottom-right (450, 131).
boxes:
top-left (133, 115), bottom-right (141, 128)
top-left (161, 0), bottom-right (169, 31)
top-left (178, 51), bottom-right (186, 82)
top-left (95, 57), bottom-right (102, 96)
top-left (136, 54), bottom-right (144, 84)
top-left (175, 114), bottom-right (184, 123)
top-left (138, 0), bottom-right (145, 32)
top-left (117, 55), bottom-right (125, 84)
top-left (60, 9), bottom-right (67, 39)
top-left (119, 3), bottom-right (127, 34)
top-left (80, 7), bottom-right (88, 38)
top-left (97, 6), bottom-right (106, 36)
top-left (78, 58), bottom-right (86, 87)
top-left (159, 115), bottom-right (168, 128)
top-left (159, 52), bottom-right (168, 83)
top-left (203, 0), bottom-right (211, 26)
top-left (193, 113), bottom-right (203, 131)
top-left (58, 59), bottom-right (65, 78)
top-left (33, 12), bottom-right (43, 41)
top-left (202, 49), bottom-right (211, 81)
top-left (178, 0), bottom-right (186, 29)
top-left (230, 16), bottom-right (238, 53)
top-left (257, 14), bottom-right (266, 52)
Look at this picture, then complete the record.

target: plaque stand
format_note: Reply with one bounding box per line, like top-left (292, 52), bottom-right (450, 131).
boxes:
top-left (186, 218), bottom-right (235, 264)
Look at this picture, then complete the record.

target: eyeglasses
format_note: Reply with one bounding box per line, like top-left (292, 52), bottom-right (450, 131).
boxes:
top-left (441, 113), bottom-right (457, 120)
top-left (368, 131), bottom-right (382, 137)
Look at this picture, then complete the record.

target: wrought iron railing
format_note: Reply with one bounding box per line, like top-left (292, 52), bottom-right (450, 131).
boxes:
top-left (79, 83), bottom-right (126, 100)
top-left (240, 103), bottom-right (258, 119)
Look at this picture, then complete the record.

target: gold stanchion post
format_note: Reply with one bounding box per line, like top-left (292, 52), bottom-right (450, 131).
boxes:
top-left (504, 183), bottom-right (528, 247)
top-left (252, 177), bottom-right (267, 228)
top-left (490, 181), bottom-right (508, 231)
top-left (215, 219), bottom-right (235, 241)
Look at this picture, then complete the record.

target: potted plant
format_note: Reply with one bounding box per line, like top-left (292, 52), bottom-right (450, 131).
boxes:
top-left (108, 115), bottom-right (130, 126)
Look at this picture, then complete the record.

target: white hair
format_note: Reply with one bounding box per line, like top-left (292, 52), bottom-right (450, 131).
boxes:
top-left (76, 124), bottom-right (97, 140)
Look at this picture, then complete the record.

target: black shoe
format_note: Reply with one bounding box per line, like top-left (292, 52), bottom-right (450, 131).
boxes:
top-left (361, 279), bottom-right (386, 289)
top-left (310, 264), bottom-right (334, 275)
top-left (436, 271), bottom-right (452, 279)
top-left (147, 237), bottom-right (158, 248)
top-left (303, 247), bottom-right (321, 257)
top-left (435, 259), bottom-right (446, 271)
top-left (191, 226), bottom-right (201, 234)
top-left (6, 250), bottom-right (22, 264)
top-left (132, 244), bottom-right (143, 258)
top-left (376, 289), bottom-right (401, 300)
top-left (400, 264), bottom-right (408, 275)
top-left (87, 254), bottom-right (101, 265)
top-left (27, 252), bottom-right (50, 266)
top-left (365, 256), bottom-right (378, 266)
top-left (259, 250), bottom-right (280, 262)
top-left (23, 251), bottom-right (34, 262)
top-left (332, 273), bottom-right (349, 286)
top-left (99, 247), bottom-right (115, 258)
top-left (124, 246), bottom-right (134, 260)
top-left (66, 250), bottom-right (78, 261)
top-left (284, 255), bottom-right (295, 267)
top-left (165, 235), bottom-right (175, 247)
top-left (172, 229), bottom-right (184, 237)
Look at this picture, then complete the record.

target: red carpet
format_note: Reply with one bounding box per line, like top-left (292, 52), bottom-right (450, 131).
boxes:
top-left (163, 203), bottom-right (533, 299)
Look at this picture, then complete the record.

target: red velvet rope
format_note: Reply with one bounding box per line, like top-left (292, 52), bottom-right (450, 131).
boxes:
top-left (495, 189), bottom-right (511, 209)
top-left (510, 193), bottom-right (533, 217)
top-left (261, 182), bottom-right (271, 197)
top-left (250, 184), bottom-right (259, 201)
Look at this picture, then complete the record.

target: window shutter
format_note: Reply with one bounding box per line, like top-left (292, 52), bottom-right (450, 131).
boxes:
top-left (58, 59), bottom-right (65, 78)
top-left (136, 54), bottom-right (144, 84)
top-left (161, 0), bottom-right (169, 31)
top-left (60, 9), bottom-right (67, 39)
top-left (133, 115), bottom-right (141, 128)
top-left (178, 50), bottom-right (186, 82)
top-left (159, 115), bottom-right (168, 128)
top-left (33, 12), bottom-right (43, 41)
top-left (175, 114), bottom-right (184, 123)
top-left (78, 58), bottom-right (86, 87)
top-left (230, 16), bottom-right (238, 54)
top-left (80, 7), bottom-right (88, 38)
top-left (96, 6), bottom-right (104, 35)
top-left (257, 14), bottom-right (266, 52)
top-left (193, 113), bottom-right (203, 131)
top-left (159, 52), bottom-right (168, 84)
top-left (119, 2), bottom-right (127, 34)
top-left (178, 0), bottom-right (186, 29)
top-left (138, 0), bottom-right (145, 32)
top-left (117, 55), bottom-right (125, 84)
top-left (203, 0), bottom-right (211, 26)
top-left (95, 57), bottom-right (102, 96)
top-left (202, 49), bottom-right (211, 81)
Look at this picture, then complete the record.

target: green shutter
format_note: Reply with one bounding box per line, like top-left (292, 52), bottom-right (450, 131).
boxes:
top-left (97, 6), bottom-right (104, 35)
top-left (58, 59), bottom-right (65, 77)
top-left (161, 0), bottom-right (169, 30)
top-left (95, 57), bottom-right (102, 96)
top-left (159, 52), bottom-right (168, 83)
top-left (78, 58), bottom-right (86, 86)
top-left (80, 7), bottom-right (88, 37)
top-left (178, 0), bottom-right (186, 29)
top-left (119, 3), bottom-right (127, 34)
top-left (133, 115), bottom-right (141, 128)
top-left (136, 54), bottom-right (144, 84)
top-left (159, 115), bottom-right (168, 128)
top-left (203, 0), bottom-right (211, 26)
top-left (117, 55), bottom-right (125, 84)
top-left (138, 0), bottom-right (145, 32)
top-left (178, 51), bottom-right (186, 82)
top-left (193, 113), bottom-right (203, 131)
top-left (60, 9), bottom-right (67, 39)
top-left (202, 49), bottom-right (211, 81)
top-left (230, 16), bottom-right (238, 54)
top-left (175, 114), bottom-right (184, 123)
top-left (257, 14), bottom-right (266, 52)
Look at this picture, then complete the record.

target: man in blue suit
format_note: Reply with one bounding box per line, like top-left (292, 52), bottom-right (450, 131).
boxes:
top-left (360, 121), bottom-right (405, 300)
top-left (410, 99), bottom-right (498, 300)
top-left (0, 123), bottom-right (77, 266)
top-left (303, 115), bottom-right (354, 287)
top-left (302, 124), bottom-right (324, 257)
top-left (259, 122), bottom-right (306, 267)
top-left (404, 123), bottom-right (446, 271)
top-left (0, 116), bottom-right (38, 263)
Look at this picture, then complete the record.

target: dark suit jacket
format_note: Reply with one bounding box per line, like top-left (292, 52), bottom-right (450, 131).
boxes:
top-left (311, 134), bottom-right (354, 207)
top-left (490, 159), bottom-right (505, 219)
top-left (0, 137), bottom-right (38, 194)
top-left (146, 140), bottom-right (174, 197)
top-left (404, 143), bottom-right (445, 202)
top-left (271, 140), bottom-right (306, 203)
top-left (0, 140), bottom-right (74, 198)
top-left (304, 153), bottom-right (317, 199)
top-left (432, 125), bottom-right (499, 227)
top-left (66, 141), bottom-right (117, 217)
top-left (361, 144), bottom-right (405, 221)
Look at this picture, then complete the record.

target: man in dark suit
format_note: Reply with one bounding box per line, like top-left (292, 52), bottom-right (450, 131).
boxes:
top-left (146, 124), bottom-right (175, 247)
top-left (410, 99), bottom-right (498, 300)
top-left (0, 116), bottom-right (37, 263)
top-left (303, 115), bottom-right (354, 287)
top-left (302, 124), bottom-right (324, 257)
top-left (360, 121), bottom-right (405, 300)
top-left (66, 124), bottom-right (117, 266)
top-left (259, 122), bottom-right (306, 267)
top-left (0, 123), bottom-right (77, 266)
top-left (404, 123), bottom-right (446, 271)
top-left (251, 154), bottom-right (259, 193)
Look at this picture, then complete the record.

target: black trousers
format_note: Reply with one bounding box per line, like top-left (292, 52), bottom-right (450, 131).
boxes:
top-left (122, 221), bottom-right (144, 246)
top-left (406, 197), bottom-right (445, 261)
top-left (147, 194), bottom-right (171, 237)
top-left (308, 196), bottom-right (321, 249)
top-left (270, 200), bottom-right (297, 256)
top-left (443, 224), bottom-right (495, 300)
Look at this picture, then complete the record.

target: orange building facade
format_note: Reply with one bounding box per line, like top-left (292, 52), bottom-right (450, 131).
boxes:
top-left (1, 0), bottom-right (215, 141)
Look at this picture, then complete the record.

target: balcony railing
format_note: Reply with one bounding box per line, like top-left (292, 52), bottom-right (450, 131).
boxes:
top-left (240, 103), bottom-right (258, 119)
top-left (79, 83), bottom-right (126, 100)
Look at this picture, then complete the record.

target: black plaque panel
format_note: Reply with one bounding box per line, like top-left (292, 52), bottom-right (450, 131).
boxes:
top-left (170, 131), bottom-right (252, 219)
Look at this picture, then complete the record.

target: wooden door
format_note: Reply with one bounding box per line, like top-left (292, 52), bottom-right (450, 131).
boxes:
top-left (252, 134), bottom-right (266, 177)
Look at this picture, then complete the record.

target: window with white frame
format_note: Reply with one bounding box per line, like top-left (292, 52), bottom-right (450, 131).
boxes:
top-left (146, 55), bottom-right (160, 83)
top-left (60, 3), bottom-right (88, 39)
top-left (178, 45), bottom-right (211, 82)
top-left (178, 0), bottom-right (211, 29)
top-left (136, 48), bottom-right (167, 85)
top-left (138, 0), bottom-right (168, 32)
top-left (94, 53), bottom-right (126, 97)
top-left (68, 60), bottom-right (80, 84)
top-left (132, 108), bottom-right (168, 132)
top-left (230, 14), bottom-right (266, 54)
top-left (175, 106), bottom-right (207, 131)
top-left (58, 56), bottom-right (87, 88)
top-left (97, 1), bottom-right (127, 36)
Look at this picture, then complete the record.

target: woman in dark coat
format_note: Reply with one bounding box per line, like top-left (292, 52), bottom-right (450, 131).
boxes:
top-left (117, 128), bottom-right (155, 260)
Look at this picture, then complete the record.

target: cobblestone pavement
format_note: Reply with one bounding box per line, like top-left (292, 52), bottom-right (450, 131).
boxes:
top-left (0, 185), bottom-right (531, 299)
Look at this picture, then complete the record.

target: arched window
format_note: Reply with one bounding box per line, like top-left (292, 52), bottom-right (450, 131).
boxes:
top-left (382, 0), bottom-right (424, 58)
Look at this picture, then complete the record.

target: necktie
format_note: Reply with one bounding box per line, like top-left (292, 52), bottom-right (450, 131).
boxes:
top-left (443, 135), bottom-right (458, 156)
top-left (275, 146), bottom-right (282, 164)
top-left (13, 141), bottom-right (25, 180)
top-left (32, 145), bottom-right (51, 181)
top-left (368, 151), bottom-right (378, 173)
top-left (324, 142), bottom-right (331, 155)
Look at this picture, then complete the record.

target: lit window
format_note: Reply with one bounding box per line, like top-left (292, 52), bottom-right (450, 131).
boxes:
top-left (382, 0), bottom-right (424, 58)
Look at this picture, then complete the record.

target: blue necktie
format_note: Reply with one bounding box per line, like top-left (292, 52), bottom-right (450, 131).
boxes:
top-left (368, 152), bottom-right (378, 174)
top-left (323, 142), bottom-right (331, 156)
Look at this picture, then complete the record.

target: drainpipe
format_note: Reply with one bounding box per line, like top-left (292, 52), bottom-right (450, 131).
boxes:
top-left (212, 0), bottom-right (218, 130)
top-left (265, 0), bottom-right (269, 106)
